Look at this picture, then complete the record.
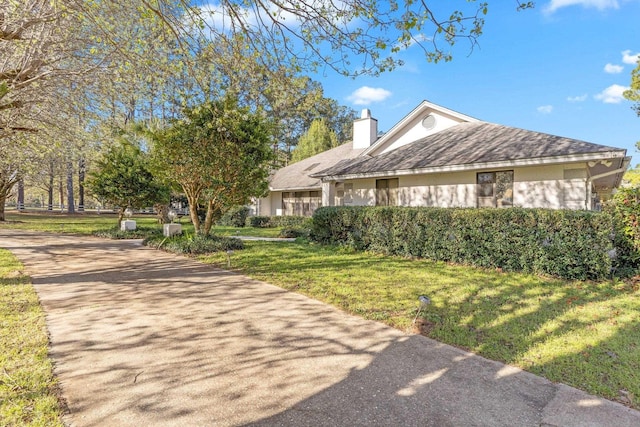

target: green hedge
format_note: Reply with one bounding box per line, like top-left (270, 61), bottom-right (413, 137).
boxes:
top-left (247, 215), bottom-right (311, 228)
top-left (217, 206), bottom-right (250, 227)
top-left (311, 206), bottom-right (638, 280)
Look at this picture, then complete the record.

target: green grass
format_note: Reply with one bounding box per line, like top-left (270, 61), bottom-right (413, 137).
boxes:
top-left (0, 249), bottom-right (64, 426)
top-left (201, 241), bottom-right (640, 409)
top-left (1, 212), bottom-right (282, 238)
top-left (2, 212), bottom-right (639, 409)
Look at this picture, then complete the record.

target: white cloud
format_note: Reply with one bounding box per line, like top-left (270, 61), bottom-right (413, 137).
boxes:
top-left (537, 105), bottom-right (554, 114)
top-left (394, 34), bottom-right (432, 51)
top-left (604, 63), bottom-right (624, 74)
top-left (347, 86), bottom-right (392, 105)
top-left (622, 50), bottom-right (640, 64)
top-left (594, 84), bottom-right (629, 103)
top-left (544, 0), bottom-right (619, 13)
top-left (567, 94), bottom-right (588, 102)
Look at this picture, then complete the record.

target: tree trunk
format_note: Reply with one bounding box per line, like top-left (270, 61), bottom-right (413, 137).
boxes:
top-left (0, 193), bottom-right (5, 221)
top-left (188, 200), bottom-right (200, 234)
top-left (78, 157), bottom-right (85, 212)
top-left (66, 161), bottom-right (75, 214)
top-left (47, 165), bottom-right (54, 211)
top-left (59, 178), bottom-right (64, 210)
top-left (17, 179), bottom-right (24, 211)
top-left (0, 175), bottom-right (19, 221)
top-left (203, 200), bottom-right (223, 236)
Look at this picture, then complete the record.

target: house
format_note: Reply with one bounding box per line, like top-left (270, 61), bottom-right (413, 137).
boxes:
top-left (255, 101), bottom-right (630, 216)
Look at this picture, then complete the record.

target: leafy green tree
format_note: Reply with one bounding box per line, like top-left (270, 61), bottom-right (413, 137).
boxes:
top-left (623, 164), bottom-right (640, 187)
top-left (623, 60), bottom-right (640, 152)
top-left (150, 97), bottom-right (274, 235)
top-left (86, 137), bottom-right (170, 223)
top-left (291, 119), bottom-right (340, 163)
top-left (624, 60), bottom-right (640, 117)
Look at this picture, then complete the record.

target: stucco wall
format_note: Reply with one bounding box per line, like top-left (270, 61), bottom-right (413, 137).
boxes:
top-left (514, 165), bottom-right (587, 209)
top-left (337, 164), bottom-right (588, 210)
top-left (398, 172), bottom-right (477, 207)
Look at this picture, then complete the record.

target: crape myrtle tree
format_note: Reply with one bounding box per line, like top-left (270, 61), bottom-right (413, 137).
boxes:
top-left (150, 97), bottom-right (274, 235)
top-left (86, 134), bottom-right (170, 223)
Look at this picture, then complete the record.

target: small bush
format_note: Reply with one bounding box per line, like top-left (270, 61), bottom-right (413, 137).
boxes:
top-left (248, 216), bottom-right (271, 227)
top-left (247, 215), bottom-right (311, 228)
top-left (311, 206), bottom-right (637, 280)
top-left (93, 226), bottom-right (162, 240)
top-left (143, 233), bottom-right (244, 254)
top-left (217, 206), bottom-right (250, 227)
top-left (278, 227), bottom-right (309, 239)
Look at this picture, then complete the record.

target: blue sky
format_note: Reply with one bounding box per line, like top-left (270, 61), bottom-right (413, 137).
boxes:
top-left (312, 1), bottom-right (640, 164)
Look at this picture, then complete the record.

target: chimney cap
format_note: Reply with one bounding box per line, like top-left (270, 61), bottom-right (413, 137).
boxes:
top-left (360, 109), bottom-right (371, 119)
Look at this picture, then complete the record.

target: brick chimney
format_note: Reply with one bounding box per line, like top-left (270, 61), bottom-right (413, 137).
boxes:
top-left (352, 109), bottom-right (378, 149)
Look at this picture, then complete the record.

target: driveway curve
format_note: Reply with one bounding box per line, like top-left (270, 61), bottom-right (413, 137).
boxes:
top-left (1, 229), bottom-right (639, 427)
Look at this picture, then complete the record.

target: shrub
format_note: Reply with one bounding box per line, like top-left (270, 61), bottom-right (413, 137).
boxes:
top-left (604, 187), bottom-right (640, 275)
top-left (247, 216), bottom-right (271, 227)
top-left (247, 215), bottom-right (311, 228)
top-left (93, 226), bottom-right (162, 240)
top-left (278, 227), bottom-right (309, 239)
top-left (143, 233), bottom-right (244, 254)
top-left (217, 206), bottom-right (250, 227)
top-left (311, 206), bottom-right (636, 280)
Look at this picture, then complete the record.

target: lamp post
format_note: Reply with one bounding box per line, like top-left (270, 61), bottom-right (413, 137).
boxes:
top-left (121, 207), bottom-right (137, 231)
top-left (412, 295), bottom-right (431, 325)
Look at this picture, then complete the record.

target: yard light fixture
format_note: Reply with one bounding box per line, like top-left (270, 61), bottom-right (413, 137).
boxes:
top-left (413, 295), bottom-right (431, 325)
top-left (168, 209), bottom-right (177, 223)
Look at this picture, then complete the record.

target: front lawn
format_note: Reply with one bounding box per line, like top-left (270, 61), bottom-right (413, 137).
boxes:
top-left (0, 249), bottom-right (64, 426)
top-left (1, 212), bottom-right (282, 238)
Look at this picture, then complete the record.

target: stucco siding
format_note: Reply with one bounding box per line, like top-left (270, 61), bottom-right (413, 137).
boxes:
top-left (398, 173), bottom-right (476, 207)
top-left (343, 179), bottom-right (377, 206)
top-left (334, 165), bottom-right (587, 210)
top-left (513, 165), bottom-right (586, 209)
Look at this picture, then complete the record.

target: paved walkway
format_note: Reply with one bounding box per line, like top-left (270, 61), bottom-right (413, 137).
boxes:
top-left (2, 229), bottom-right (639, 427)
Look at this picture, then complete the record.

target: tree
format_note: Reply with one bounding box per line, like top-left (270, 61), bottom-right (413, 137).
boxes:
top-left (173, 1), bottom-right (534, 77)
top-left (624, 60), bottom-right (640, 117)
top-left (86, 136), bottom-right (170, 223)
top-left (151, 97), bottom-right (274, 235)
top-left (291, 119), bottom-right (340, 163)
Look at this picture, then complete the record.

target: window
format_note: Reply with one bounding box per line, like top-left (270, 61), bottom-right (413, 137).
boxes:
top-left (376, 178), bottom-right (398, 206)
top-left (282, 191), bottom-right (321, 216)
top-left (477, 171), bottom-right (513, 208)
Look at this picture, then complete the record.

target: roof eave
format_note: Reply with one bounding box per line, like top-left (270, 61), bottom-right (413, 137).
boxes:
top-left (319, 150), bottom-right (627, 182)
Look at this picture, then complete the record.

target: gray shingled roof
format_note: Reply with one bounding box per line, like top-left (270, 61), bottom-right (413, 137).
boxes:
top-left (269, 142), bottom-right (366, 190)
top-left (313, 122), bottom-right (625, 178)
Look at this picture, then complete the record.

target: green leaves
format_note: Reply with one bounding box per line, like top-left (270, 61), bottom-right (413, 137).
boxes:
top-left (291, 118), bottom-right (340, 163)
top-left (150, 96), bottom-right (274, 235)
top-left (86, 135), bottom-right (170, 220)
top-left (312, 206), bottom-right (632, 281)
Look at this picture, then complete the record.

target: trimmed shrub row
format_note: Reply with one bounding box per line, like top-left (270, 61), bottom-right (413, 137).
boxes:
top-left (247, 215), bottom-right (311, 228)
top-left (311, 206), bottom-right (638, 280)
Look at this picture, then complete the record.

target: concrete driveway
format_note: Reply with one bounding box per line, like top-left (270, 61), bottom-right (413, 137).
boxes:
top-left (1, 229), bottom-right (639, 426)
